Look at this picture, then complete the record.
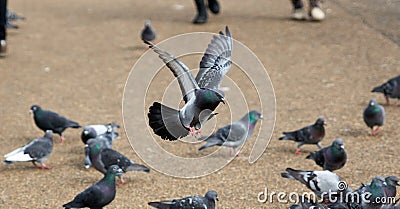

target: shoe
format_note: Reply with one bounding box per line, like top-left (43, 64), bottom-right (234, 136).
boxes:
top-left (292, 8), bottom-right (307, 20)
top-left (0, 40), bottom-right (7, 57)
top-left (193, 0), bottom-right (208, 24)
top-left (309, 0), bottom-right (325, 20)
top-left (208, 0), bottom-right (220, 14)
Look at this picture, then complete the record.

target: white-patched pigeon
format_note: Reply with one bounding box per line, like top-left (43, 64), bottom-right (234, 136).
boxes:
top-left (148, 190), bottom-right (218, 209)
top-left (4, 130), bottom-right (54, 169)
top-left (146, 26), bottom-right (232, 141)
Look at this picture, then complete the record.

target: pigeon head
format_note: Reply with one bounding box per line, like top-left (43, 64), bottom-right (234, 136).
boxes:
top-left (44, 130), bottom-right (53, 139)
top-left (202, 89), bottom-right (225, 104)
top-left (30, 105), bottom-right (42, 113)
top-left (314, 117), bottom-right (326, 127)
top-left (205, 190), bottom-right (218, 202)
top-left (83, 127), bottom-right (97, 140)
top-left (369, 99), bottom-right (377, 107)
top-left (248, 110), bottom-right (263, 124)
top-left (107, 165), bottom-right (124, 175)
top-left (145, 19), bottom-right (151, 26)
top-left (371, 176), bottom-right (387, 188)
top-left (332, 138), bottom-right (344, 150)
top-left (386, 176), bottom-right (400, 186)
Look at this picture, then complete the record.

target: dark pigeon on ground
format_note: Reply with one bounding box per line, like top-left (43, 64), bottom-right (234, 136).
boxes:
top-left (385, 176), bottom-right (400, 199)
top-left (82, 124), bottom-right (119, 169)
top-left (306, 138), bottom-right (347, 171)
top-left (87, 139), bottom-right (150, 184)
top-left (372, 75), bottom-right (400, 105)
top-left (353, 176), bottom-right (387, 209)
top-left (148, 190), bottom-right (218, 209)
top-left (146, 26), bottom-right (232, 141)
top-left (278, 117), bottom-right (326, 155)
top-left (141, 19), bottom-right (156, 42)
top-left (363, 99), bottom-right (385, 136)
top-left (281, 168), bottom-right (352, 198)
top-left (4, 130), bottom-right (54, 169)
top-left (30, 105), bottom-right (81, 142)
top-left (198, 110), bottom-right (263, 156)
top-left (63, 165), bottom-right (123, 209)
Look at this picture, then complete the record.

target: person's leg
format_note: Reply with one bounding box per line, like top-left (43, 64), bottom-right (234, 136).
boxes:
top-left (309, 0), bottom-right (325, 20)
top-left (193, 0), bottom-right (207, 24)
top-left (0, 0), bottom-right (7, 56)
top-left (291, 0), bottom-right (306, 20)
top-left (207, 0), bottom-right (220, 14)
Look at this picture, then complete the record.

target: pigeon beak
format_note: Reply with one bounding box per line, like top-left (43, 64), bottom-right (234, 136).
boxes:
top-left (215, 197), bottom-right (219, 201)
top-left (29, 110), bottom-right (33, 114)
top-left (395, 182), bottom-right (400, 186)
top-left (260, 115), bottom-right (264, 120)
top-left (383, 182), bottom-right (387, 186)
top-left (340, 145), bottom-right (344, 149)
top-left (117, 168), bottom-right (123, 174)
top-left (220, 98), bottom-right (225, 104)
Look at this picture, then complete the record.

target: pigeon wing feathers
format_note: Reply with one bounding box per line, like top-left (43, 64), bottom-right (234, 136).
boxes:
top-left (145, 41), bottom-right (199, 102)
top-left (196, 26), bottom-right (232, 90)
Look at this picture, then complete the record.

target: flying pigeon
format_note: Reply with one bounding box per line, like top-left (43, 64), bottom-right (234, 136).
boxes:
top-left (63, 165), bottom-right (123, 209)
top-left (4, 130), bottom-right (54, 169)
top-left (87, 139), bottom-right (150, 184)
top-left (363, 99), bottom-right (385, 136)
top-left (82, 125), bottom-right (119, 169)
top-left (198, 110), bottom-right (263, 156)
top-left (281, 168), bottom-right (351, 198)
top-left (141, 19), bottom-right (156, 42)
top-left (146, 26), bottom-right (232, 141)
top-left (372, 75), bottom-right (400, 105)
top-left (30, 105), bottom-right (81, 142)
top-left (353, 176), bottom-right (387, 209)
top-left (148, 190), bottom-right (218, 209)
top-left (81, 122), bottom-right (120, 144)
top-left (306, 138), bottom-right (347, 171)
top-left (278, 117), bottom-right (326, 155)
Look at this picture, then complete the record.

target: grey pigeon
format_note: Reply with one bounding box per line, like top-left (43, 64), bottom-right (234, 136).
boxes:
top-left (141, 19), bottom-right (156, 42)
top-left (281, 168), bottom-right (351, 198)
top-left (146, 26), bottom-right (232, 141)
top-left (279, 117), bottom-right (326, 155)
top-left (63, 165), bottom-right (123, 209)
top-left (148, 190), bottom-right (218, 209)
top-left (363, 99), bottom-right (385, 136)
top-left (4, 130), bottom-right (54, 169)
top-left (372, 75), bottom-right (400, 105)
top-left (306, 138), bottom-right (347, 171)
top-left (82, 125), bottom-right (119, 169)
top-left (7, 9), bottom-right (26, 22)
top-left (198, 110), bottom-right (263, 156)
top-left (87, 139), bottom-right (150, 184)
top-left (81, 122), bottom-right (120, 144)
top-left (30, 105), bottom-right (81, 142)
top-left (353, 176), bottom-right (387, 209)
top-left (385, 176), bottom-right (400, 199)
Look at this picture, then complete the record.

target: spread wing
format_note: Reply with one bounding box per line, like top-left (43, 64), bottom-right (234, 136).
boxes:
top-left (195, 26), bottom-right (233, 90)
top-left (145, 40), bottom-right (199, 102)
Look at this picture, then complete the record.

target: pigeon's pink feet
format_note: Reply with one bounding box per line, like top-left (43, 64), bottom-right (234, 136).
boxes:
top-left (189, 127), bottom-right (202, 139)
top-left (39, 164), bottom-right (51, 170)
top-left (371, 127), bottom-right (381, 136)
top-left (295, 148), bottom-right (301, 155)
top-left (60, 136), bottom-right (65, 143)
top-left (385, 97), bottom-right (390, 105)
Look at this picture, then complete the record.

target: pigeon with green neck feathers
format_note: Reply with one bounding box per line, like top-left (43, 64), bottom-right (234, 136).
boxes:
top-left (198, 110), bottom-right (263, 156)
top-left (30, 105), bottom-right (81, 142)
top-left (87, 139), bottom-right (150, 185)
top-left (279, 117), bottom-right (326, 155)
top-left (146, 26), bottom-right (232, 141)
top-left (363, 99), bottom-right (385, 136)
top-left (372, 75), bottom-right (400, 105)
top-left (353, 176), bottom-right (387, 209)
top-left (63, 165), bottom-right (123, 209)
top-left (306, 138), bottom-right (347, 171)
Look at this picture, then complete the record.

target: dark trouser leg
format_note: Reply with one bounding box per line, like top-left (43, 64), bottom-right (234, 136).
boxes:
top-left (193, 0), bottom-right (207, 24)
top-left (291, 0), bottom-right (303, 9)
top-left (0, 0), bottom-right (6, 40)
top-left (207, 0), bottom-right (220, 14)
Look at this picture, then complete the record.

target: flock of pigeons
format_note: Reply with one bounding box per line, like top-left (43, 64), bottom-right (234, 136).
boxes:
top-left (277, 75), bottom-right (400, 208)
top-left (2, 19), bottom-right (399, 208)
